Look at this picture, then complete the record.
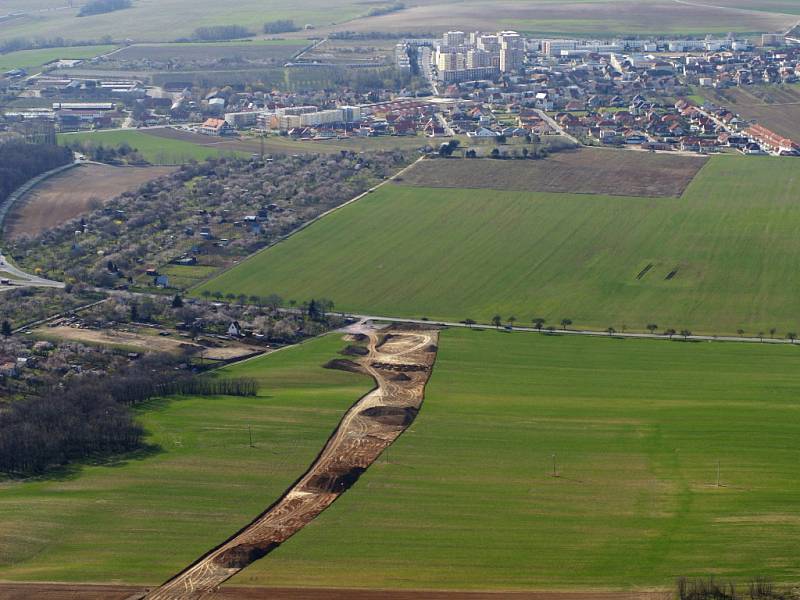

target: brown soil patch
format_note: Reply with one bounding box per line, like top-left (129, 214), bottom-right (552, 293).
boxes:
top-left (0, 583), bottom-right (672, 599)
top-left (145, 327), bottom-right (439, 600)
top-left (4, 164), bottom-right (175, 239)
top-left (38, 325), bottom-right (261, 360)
top-left (400, 149), bottom-right (707, 198)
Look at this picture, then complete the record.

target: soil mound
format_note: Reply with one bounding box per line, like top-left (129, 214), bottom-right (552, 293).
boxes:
top-left (359, 405), bottom-right (418, 427)
top-left (390, 372), bottom-right (412, 382)
top-left (371, 362), bottom-right (428, 372)
top-left (305, 466), bottom-right (366, 493)
top-left (340, 344), bottom-right (369, 357)
top-left (214, 541), bottom-right (278, 569)
top-left (322, 359), bottom-right (362, 374)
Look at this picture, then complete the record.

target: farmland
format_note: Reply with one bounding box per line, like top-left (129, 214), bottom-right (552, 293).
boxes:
top-left (58, 130), bottom-right (247, 163)
top-left (0, 0), bottom-right (367, 43)
top-left (236, 328), bottom-right (800, 590)
top-left (0, 334), bottom-right (371, 584)
top-left (400, 149), bottom-right (707, 197)
top-left (197, 155), bottom-right (800, 336)
top-left (3, 163), bottom-right (175, 239)
top-left (696, 85), bottom-right (800, 141)
top-left (2, 0), bottom-right (796, 44)
top-left (321, 0), bottom-right (798, 36)
top-left (0, 44), bottom-right (116, 73)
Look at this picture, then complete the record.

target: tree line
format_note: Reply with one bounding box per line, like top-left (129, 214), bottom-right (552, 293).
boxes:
top-left (677, 576), bottom-right (796, 600)
top-left (0, 141), bottom-right (72, 205)
top-left (77, 0), bottom-right (132, 17)
top-left (191, 25), bottom-right (252, 41)
top-left (263, 20), bottom-right (300, 34)
top-left (0, 357), bottom-right (257, 476)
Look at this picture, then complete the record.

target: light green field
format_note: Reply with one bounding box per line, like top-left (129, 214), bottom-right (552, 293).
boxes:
top-left (0, 335), bottom-right (371, 583)
top-left (58, 130), bottom-right (246, 164)
top-left (235, 328), bottom-right (800, 590)
top-left (0, 44), bottom-right (116, 73)
top-left (0, 0), bottom-right (365, 43)
top-left (197, 155), bottom-right (800, 337)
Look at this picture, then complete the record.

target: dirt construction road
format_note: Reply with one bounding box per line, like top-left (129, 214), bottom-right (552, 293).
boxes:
top-left (143, 325), bottom-right (439, 599)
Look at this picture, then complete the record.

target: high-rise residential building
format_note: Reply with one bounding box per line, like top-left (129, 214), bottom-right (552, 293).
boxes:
top-left (500, 48), bottom-right (524, 72)
top-left (499, 32), bottom-right (524, 72)
top-left (442, 30), bottom-right (466, 48)
top-left (467, 49), bottom-right (492, 68)
top-left (477, 34), bottom-right (500, 53)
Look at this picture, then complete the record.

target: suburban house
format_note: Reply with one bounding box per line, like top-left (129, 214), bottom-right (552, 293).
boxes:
top-left (227, 321), bottom-right (243, 337)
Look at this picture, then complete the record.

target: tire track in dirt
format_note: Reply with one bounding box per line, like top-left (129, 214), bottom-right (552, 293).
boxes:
top-left (143, 324), bottom-right (439, 600)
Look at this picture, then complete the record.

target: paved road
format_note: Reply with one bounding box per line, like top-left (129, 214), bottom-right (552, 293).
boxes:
top-left (0, 252), bottom-right (64, 292)
top-left (344, 314), bottom-right (800, 346)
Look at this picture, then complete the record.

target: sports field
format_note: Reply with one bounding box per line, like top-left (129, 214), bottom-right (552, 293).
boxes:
top-left (197, 155), bottom-right (800, 336)
top-left (0, 335), bottom-right (371, 583)
top-left (58, 130), bottom-right (247, 164)
top-left (235, 328), bottom-right (800, 590)
top-left (112, 39), bottom-right (312, 63)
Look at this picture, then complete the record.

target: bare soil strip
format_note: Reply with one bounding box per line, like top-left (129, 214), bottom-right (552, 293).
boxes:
top-left (0, 583), bottom-right (670, 599)
top-left (144, 325), bottom-right (440, 599)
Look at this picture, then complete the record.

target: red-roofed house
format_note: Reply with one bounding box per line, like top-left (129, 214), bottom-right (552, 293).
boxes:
top-left (199, 118), bottom-right (231, 136)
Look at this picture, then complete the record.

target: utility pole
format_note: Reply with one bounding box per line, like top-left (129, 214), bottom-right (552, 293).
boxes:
top-left (551, 453), bottom-right (558, 477)
top-left (249, 424), bottom-right (254, 448)
top-left (716, 460), bottom-right (720, 487)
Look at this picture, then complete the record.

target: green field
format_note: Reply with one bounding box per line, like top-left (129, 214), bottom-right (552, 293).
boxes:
top-left (0, 335), bottom-right (371, 583)
top-left (197, 155), bottom-right (800, 337)
top-left (0, 44), bottom-right (116, 73)
top-left (235, 328), bottom-right (800, 590)
top-left (58, 130), bottom-right (247, 164)
top-left (0, 0), bottom-right (365, 43)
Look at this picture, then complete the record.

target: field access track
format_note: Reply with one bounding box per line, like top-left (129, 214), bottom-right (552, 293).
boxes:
top-left (144, 325), bottom-right (439, 599)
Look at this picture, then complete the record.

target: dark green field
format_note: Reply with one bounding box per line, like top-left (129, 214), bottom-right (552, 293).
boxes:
top-left (0, 335), bottom-right (370, 583)
top-left (197, 155), bottom-right (800, 337)
top-left (235, 328), bottom-right (800, 590)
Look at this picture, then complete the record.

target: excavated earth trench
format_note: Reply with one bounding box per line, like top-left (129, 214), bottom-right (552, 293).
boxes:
top-left (142, 324), bottom-right (439, 600)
